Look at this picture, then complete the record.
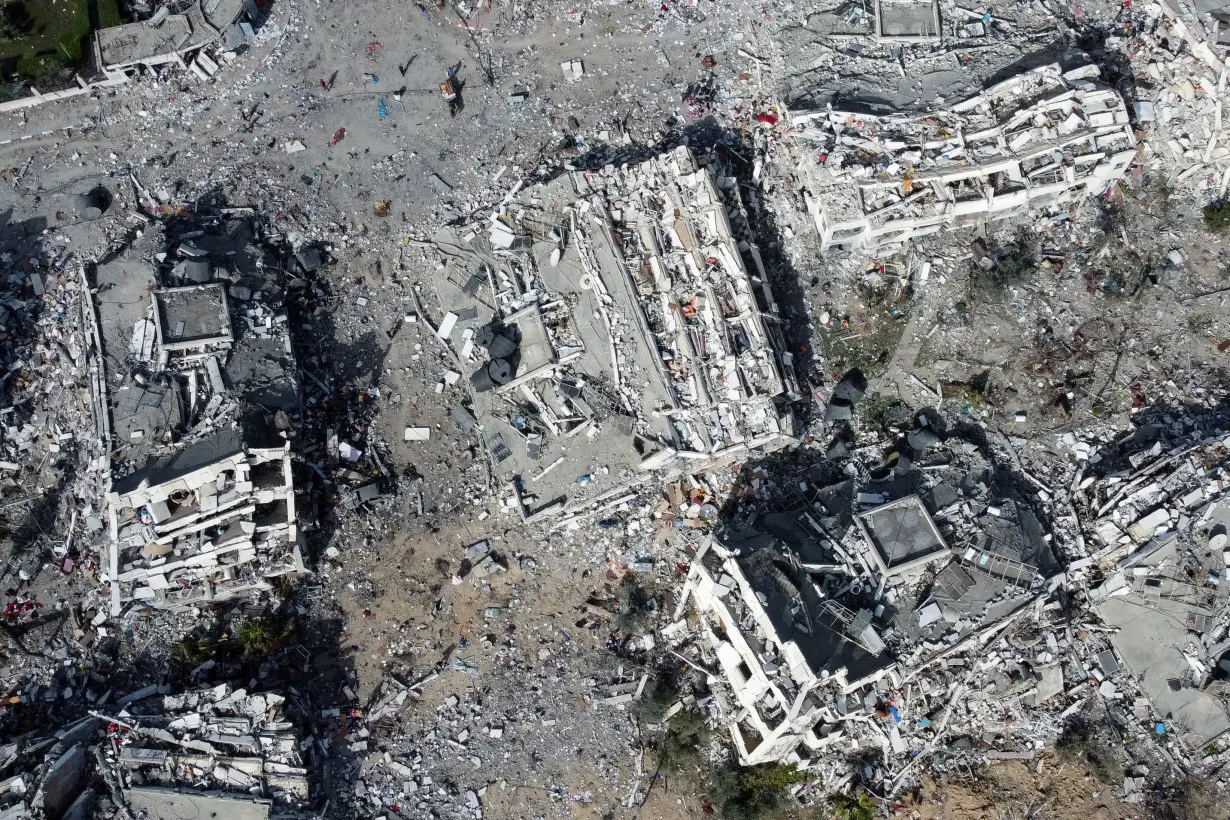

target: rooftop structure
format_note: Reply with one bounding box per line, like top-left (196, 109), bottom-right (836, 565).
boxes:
top-left (874, 0), bottom-right (941, 42)
top-left (855, 495), bottom-right (949, 577)
top-left (93, 0), bottom-right (253, 77)
top-left (95, 16), bottom-right (195, 70)
top-left (790, 63), bottom-right (1136, 251)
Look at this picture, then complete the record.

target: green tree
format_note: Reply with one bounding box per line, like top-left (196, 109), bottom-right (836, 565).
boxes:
top-left (236, 616), bottom-right (295, 656)
top-left (0, 2), bottom-right (34, 39)
top-left (655, 709), bottom-right (710, 773)
top-left (831, 792), bottom-right (875, 820)
top-left (1204, 200), bottom-right (1230, 233)
top-left (710, 762), bottom-right (808, 820)
top-left (170, 633), bottom-right (212, 668)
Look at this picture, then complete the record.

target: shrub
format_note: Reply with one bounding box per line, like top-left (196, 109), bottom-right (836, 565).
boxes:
top-left (710, 762), bottom-right (808, 820)
top-left (636, 672), bottom-right (681, 724)
top-left (170, 633), bottom-right (211, 667)
top-left (1204, 200), bottom-right (1230, 233)
top-left (1155, 775), bottom-right (1221, 820)
top-left (832, 792), bottom-right (875, 820)
top-left (236, 616), bottom-right (295, 656)
top-left (1056, 715), bottom-right (1123, 783)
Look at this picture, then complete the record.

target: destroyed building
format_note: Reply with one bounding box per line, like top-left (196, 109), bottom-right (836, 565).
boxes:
top-left (669, 420), bottom-right (1067, 770)
top-left (673, 522), bottom-right (897, 767)
top-left (92, 0), bottom-right (262, 81)
top-left (432, 146), bottom-right (802, 524)
top-left (789, 62), bottom-right (1136, 251)
top-left (0, 682), bottom-right (310, 820)
top-left (87, 222), bottom-right (305, 615)
top-left (1073, 415), bottom-right (1230, 752)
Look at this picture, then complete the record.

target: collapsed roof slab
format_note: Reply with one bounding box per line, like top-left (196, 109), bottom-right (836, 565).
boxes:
top-left (154, 284), bottom-right (233, 351)
top-left (125, 787), bottom-right (272, 820)
top-left (1098, 594), bottom-right (1230, 749)
top-left (435, 146), bottom-right (800, 516)
top-left (95, 17), bottom-right (195, 70)
top-left (856, 495), bottom-right (949, 577)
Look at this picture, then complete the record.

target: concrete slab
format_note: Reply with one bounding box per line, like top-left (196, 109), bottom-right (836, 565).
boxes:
top-left (124, 787), bottom-right (271, 820)
top-left (1099, 594), bottom-right (1230, 748)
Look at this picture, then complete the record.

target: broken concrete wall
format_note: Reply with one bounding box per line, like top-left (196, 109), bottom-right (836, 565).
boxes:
top-left (790, 63), bottom-right (1135, 252)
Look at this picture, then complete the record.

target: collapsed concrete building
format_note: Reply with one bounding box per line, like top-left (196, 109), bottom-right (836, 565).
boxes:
top-left (0, 682), bottom-right (310, 820)
top-left (432, 146), bottom-right (801, 523)
top-left (661, 399), bottom-right (1230, 782)
top-left (789, 63), bottom-right (1136, 251)
top-left (1074, 420), bottom-right (1230, 752)
top-left (668, 417), bottom-right (1067, 770)
top-left (85, 222), bottom-right (305, 616)
top-left (672, 523), bottom-right (897, 766)
top-left (92, 0), bottom-right (263, 81)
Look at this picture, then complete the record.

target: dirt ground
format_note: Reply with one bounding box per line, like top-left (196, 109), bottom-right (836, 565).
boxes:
top-left (326, 513), bottom-right (706, 819)
top-left (902, 758), bottom-right (1153, 820)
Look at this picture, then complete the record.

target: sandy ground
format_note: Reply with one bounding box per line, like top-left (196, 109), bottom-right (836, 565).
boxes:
top-left (903, 758), bottom-right (1151, 820)
top-left (325, 513), bottom-right (696, 818)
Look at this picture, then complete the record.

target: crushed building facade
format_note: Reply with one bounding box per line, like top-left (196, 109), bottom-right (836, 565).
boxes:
top-left (667, 414), bottom-right (1071, 774)
top-left (433, 146), bottom-right (801, 523)
top-left (86, 222), bottom-right (306, 616)
top-left (789, 63), bottom-right (1136, 251)
top-left (0, 682), bottom-right (310, 820)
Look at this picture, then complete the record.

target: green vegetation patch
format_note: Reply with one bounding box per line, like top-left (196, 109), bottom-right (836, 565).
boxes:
top-left (97, 0), bottom-right (125, 29)
top-left (0, 0), bottom-right (91, 76)
top-left (709, 762), bottom-right (808, 820)
top-left (1204, 199), bottom-right (1230, 233)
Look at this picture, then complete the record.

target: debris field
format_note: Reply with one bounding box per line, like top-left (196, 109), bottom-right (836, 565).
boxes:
top-left (4, 0), bottom-right (1230, 817)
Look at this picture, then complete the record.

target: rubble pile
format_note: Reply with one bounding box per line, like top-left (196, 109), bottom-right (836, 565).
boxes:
top-left (337, 595), bottom-right (661, 819)
top-left (0, 682), bottom-right (311, 820)
top-left (0, 225), bottom-right (108, 582)
top-left (429, 146), bottom-right (803, 525)
top-left (1070, 408), bottom-right (1230, 763)
top-left (89, 218), bottom-right (308, 614)
top-left (10, 0), bottom-right (1230, 811)
top-left (788, 62), bottom-right (1136, 252)
top-left (645, 398), bottom-right (1230, 801)
top-left (1127, 2), bottom-right (1230, 198)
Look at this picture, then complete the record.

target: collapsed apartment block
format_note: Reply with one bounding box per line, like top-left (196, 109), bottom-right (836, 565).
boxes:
top-left (92, 0), bottom-right (263, 81)
top-left (0, 683), bottom-right (309, 820)
top-left (668, 419), bottom-right (1065, 768)
top-left (1073, 419), bottom-right (1230, 752)
top-left (432, 146), bottom-right (801, 521)
top-left (85, 223), bottom-right (305, 616)
top-left (672, 522), bottom-right (896, 766)
top-left (788, 63), bottom-right (1136, 251)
